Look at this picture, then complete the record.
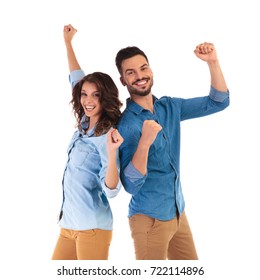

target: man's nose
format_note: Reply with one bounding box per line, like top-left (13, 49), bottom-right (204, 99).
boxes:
top-left (135, 71), bottom-right (143, 81)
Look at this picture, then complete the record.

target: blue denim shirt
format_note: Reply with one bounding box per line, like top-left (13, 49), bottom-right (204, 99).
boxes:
top-left (117, 87), bottom-right (230, 221)
top-left (59, 70), bottom-right (121, 230)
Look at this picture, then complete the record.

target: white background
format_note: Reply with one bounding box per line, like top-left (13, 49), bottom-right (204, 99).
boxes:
top-left (0, 0), bottom-right (259, 279)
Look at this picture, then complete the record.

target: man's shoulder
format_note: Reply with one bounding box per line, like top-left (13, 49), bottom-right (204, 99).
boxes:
top-left (155, 95), bottom-right (183, 109)
top-left (117, 108), bottom-right (135, 126)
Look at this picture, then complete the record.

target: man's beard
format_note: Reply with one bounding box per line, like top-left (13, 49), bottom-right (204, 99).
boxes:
top-left (126, 78), bottom-right (153, 97)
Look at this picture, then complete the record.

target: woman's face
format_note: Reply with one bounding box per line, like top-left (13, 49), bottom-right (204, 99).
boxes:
top-left (80, 81), bottom-right (102, 122)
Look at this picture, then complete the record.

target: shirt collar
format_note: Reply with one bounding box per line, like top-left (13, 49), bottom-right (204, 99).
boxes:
top-left (78, 115), bottom-right (95, 137)
top-left (126, 95), bottom-right (158, 115)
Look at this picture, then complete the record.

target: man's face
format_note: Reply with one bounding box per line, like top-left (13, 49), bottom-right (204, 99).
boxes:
top-left (120, 55), bottom-right (154, 97)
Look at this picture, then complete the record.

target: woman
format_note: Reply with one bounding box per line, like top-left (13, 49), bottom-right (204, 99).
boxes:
top-left (52, 25), bottom-right (123, 260)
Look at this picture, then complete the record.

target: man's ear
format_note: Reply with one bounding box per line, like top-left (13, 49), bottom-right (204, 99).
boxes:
top-left (120, 76), bottom-right (126, 86)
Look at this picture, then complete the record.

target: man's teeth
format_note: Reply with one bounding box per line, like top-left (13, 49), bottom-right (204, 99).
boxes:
top-left (136, 80), bottom-right (147, 85)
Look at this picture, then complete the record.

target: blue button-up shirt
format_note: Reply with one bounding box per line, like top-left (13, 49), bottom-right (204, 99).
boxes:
top-left (59, 70), bottom-right (121, 230)
top-left (117, 87), bottom-right (230, 221)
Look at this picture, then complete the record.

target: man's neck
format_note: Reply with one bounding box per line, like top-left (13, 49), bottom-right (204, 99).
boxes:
top-left (130, 93), bottom-right (154, 113)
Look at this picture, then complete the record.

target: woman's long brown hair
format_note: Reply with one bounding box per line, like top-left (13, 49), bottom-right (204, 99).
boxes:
top-left (70, 72), bottom-right (122, 136)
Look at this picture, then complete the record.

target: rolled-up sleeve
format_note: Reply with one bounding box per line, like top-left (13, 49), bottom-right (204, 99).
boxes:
top-left (209, 86), bottom-right (229, 102)
top-left (69, 69), bottom-right (85, 88)
top-left (123, 161), bottom-right (147, 195)
top-left (103, 181), bottom-right (121, 198)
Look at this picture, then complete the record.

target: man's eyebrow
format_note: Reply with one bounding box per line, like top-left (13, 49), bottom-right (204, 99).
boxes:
top-left (125, 64), bottom-right (149, 73)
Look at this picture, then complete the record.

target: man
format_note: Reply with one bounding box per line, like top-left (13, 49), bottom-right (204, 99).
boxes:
top-left (115, 42), bottom-right (229, 260)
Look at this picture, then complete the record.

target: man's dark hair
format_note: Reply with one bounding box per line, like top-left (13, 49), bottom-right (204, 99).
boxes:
top-left (115, 46), bottom-right (149, 75)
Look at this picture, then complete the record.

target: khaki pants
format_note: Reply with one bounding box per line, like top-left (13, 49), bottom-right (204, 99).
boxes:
top-left (52, 228), bottom-right (112, 260)
top-left (129, 212), bottom-right (198, 260)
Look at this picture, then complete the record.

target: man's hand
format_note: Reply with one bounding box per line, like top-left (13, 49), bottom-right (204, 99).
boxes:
top-left (131, 120), bottom-right (162, 176)
top-left (194, 42), bottom-right (218, 63)
top-left (139, 120), bottom-right (162, 148)
top-left (194, 42), bottom-right (228, 92)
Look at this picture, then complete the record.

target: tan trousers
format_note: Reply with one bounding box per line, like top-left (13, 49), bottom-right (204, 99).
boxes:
top-left (52, 228), bottom-right (112, 260)
top-left (129, 212), bottom-right (198, 260)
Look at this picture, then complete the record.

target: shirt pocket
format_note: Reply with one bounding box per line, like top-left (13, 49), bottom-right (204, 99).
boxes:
top-left (69, 139), bottom-right (95, 167)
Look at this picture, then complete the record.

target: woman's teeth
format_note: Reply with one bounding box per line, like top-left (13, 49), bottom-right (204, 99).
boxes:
top-left (85, 106), bottom-right (95, 111)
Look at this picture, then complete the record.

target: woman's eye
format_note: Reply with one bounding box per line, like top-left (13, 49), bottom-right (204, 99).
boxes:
top-left (93, 93), bottom-right (101, 98)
